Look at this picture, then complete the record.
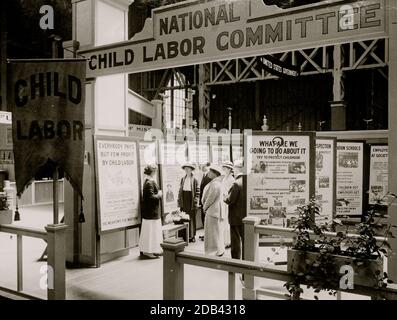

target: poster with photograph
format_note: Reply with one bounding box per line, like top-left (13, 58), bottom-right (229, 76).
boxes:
top-left (211, 144), bottom-right (231, 164)
top-left (138, 141), bottom-right (158, 190)
top-left (336, 141), bottom-right (365, 216)
top-left (369, 145), bottom-right (388, 205)
top-left (232, 145), bottom-right (243, 162)
top-left (245, 132), bottom-right (315, 225)
top-left (315, 138), bottom-right (336, 225)
top-left (159, 141), bottom-right (187, 214)
top-left (95, 137), bottom-right (141, 232)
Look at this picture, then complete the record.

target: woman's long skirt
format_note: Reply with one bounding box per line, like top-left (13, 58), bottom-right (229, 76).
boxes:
top-left (182, 191), bottom-right (196, 239)
top-left (139, 218), bottom-right (162, 254)
top-left (204, 215), bottom-right (225, 255)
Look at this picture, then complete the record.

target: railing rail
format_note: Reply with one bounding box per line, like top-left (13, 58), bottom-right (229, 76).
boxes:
top-left (0, 224), bottom-right (47, 240)
top-left (162, 238), bottom-right (397, 300)
top-left (0, 223), bottom-right (67, 300)
top-left (254, 224), bottom-right (387, 244)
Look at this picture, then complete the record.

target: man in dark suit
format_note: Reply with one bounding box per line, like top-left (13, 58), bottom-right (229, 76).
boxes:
top-left (199, 162), bottom-right (212, 241)
top-left (224, 160), bottom-right (246, 259)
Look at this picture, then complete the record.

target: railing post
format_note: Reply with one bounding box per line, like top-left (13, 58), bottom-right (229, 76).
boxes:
top-left (17, 235), bottom-right (23, 292)
top-left (161, 238), bottom-right (187, 300)
top-left (45, 224), bottom-right (67, 300)
top-left (242, 217), bottom-right (260, 300)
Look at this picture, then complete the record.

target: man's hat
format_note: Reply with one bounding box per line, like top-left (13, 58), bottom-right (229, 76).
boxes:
top-left (209, 165), bottom-right (222, 176)
top-left (222, 161), bottom-right (234, 170)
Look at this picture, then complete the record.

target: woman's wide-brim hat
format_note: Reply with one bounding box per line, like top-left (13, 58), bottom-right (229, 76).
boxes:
top-left (182, 162), bottom-right (196, 170)
top-left (209, 165), bottom-right (222, 176)
top-left (222, 161), bottom-right (234, 170)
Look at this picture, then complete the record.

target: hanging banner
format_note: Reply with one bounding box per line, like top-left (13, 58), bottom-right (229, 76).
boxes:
top-left (159, 141), bottom-right (187, 214)
top-left (79, 0), bottom-right (387, 78)
top-left (245, 131), bottom-right (315, 225)
top-left (315, 137), bottom-right (336, 225)
top-left (257, 55), bottom-right (300, 78)
top-left (336, 141), bottom-right (366, 216)
top-left (95, 137), bottom-right (141, 232)
top-left (369, 145), bottom-right (388, 205)
top-left (7, 59), bottom-right (86, 196)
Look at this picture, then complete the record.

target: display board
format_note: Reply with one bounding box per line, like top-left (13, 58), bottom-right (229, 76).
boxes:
top-left (210, 144), bottom-right (231, 165)
top-left (159, 141), bottom-right (187, 214)
top-left (369, 145), bottom-right (389, 205)
top-left (245, 131), bottom-right (315, 225)
top-left (315, 137), bottom-right (336, 225)
top-left (95, 136), bottom-right (141, 232)
top-left (187, 142), bottom-right (209, 165)
top-left (138, 141), bottom-right (159, 190)
top-left (336, 141), bottom-right (367, 217)
top-left (232, 145), bottom-right (243, 162)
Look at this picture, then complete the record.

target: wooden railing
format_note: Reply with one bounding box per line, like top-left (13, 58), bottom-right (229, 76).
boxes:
top-left (0, 223), bottom-right (67, 300)
top-left (161, 218), bottom-right (397, 300)
top-left (242, 216), bottom-right (390, 300)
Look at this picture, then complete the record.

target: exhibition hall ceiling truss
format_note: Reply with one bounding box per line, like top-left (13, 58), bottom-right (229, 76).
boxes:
top-left (141, 38), bottom-right (388, 92)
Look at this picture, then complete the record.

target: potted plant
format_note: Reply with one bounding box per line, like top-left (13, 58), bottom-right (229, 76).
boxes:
top-left (0, 193), bottom-right (12, 225)
top-left (165, 210), bottom-right (190, 225)
top-left (285, 194), bottom-right (396, 300)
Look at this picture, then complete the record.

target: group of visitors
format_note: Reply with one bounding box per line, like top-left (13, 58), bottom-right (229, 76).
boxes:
top-left (138, 160), bottom-right (246, 261)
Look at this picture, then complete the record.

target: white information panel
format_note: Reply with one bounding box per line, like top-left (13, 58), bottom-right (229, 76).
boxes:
top-left (336, 141), bottom-right (365, 216)
top-left (315, 137), bottom-right (336, 225)
top-left (369, 145), bottom-right (388, 205)
top-left (95, 137), bottom-right (141, 232)
top-left (159, 141), bottom-right (186, 214)
top-left (245, 132), bottom-right (315, 225)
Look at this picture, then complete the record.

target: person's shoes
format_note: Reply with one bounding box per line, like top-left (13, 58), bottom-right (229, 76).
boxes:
top-left (143, 253), bottom-right (159, 259)
top-left (216, 251), bottom-right (225, 257)
top-left (190, 237), bottom-right (196, 243)
top-left (225, 244), bottom-right (231, 249)
top-left (199, 236), bottom-right (204, 241)
top-left (154, 252), bottom-right (163, 257)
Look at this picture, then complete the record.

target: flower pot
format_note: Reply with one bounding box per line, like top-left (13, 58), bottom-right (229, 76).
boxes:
top-left (287, 249), bottom-right (383, 288)
top-left (0, 209), bottom-right (13, 225)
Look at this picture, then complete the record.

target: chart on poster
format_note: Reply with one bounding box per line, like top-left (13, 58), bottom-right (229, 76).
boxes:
top-left (96, 138), bottom-right (140, 232)
top-left (336, 141), bottom-right (365, 216)
top-left (369, 145), bottom-right (388, 205)
top-left (245, 132), bottom-right (315, 224)
top-left (315, 138), bottom-right (336, 224)
top-left (159, 141), bottom-right (186, 214)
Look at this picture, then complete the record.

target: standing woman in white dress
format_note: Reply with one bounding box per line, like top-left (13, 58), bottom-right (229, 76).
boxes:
top-left (221, 161), bottom-right (235, 248)
top-left (202, 166), bottom-right (225, 256)
top-left (139, 165), bottom-right (163, 259)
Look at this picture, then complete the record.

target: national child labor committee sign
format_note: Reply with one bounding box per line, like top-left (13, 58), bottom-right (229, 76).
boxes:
top-left (7, 59), bottom-right (86, 196)
top-left (79, 0), bottom-right (387, 78)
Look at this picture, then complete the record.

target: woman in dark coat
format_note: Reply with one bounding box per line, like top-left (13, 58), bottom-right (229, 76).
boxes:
top-left (178, 163), bottom-right (200, 242)
top-left (139, 165), bottom-right (163, 259)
